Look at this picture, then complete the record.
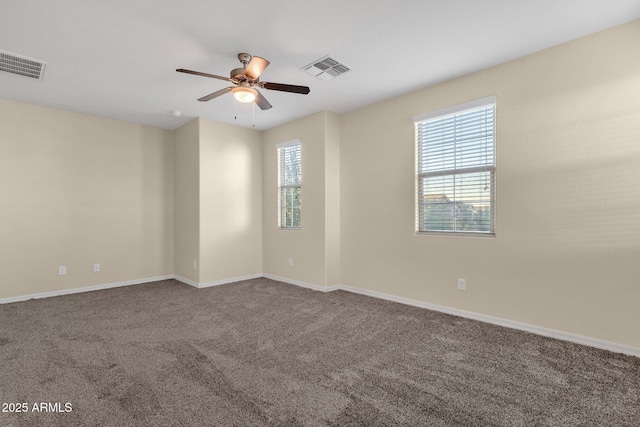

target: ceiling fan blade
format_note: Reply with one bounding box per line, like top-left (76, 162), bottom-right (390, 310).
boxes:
top-left (244, 56), bottom-right (270, 80)
top-left (254, 90), bottom-right (272, 110)
top-left (176, 68), bottom-right (232, 82)
top-left (262, 82), bottom-right (310, 95)
top-left (198, 87), bottom-right (233, 102)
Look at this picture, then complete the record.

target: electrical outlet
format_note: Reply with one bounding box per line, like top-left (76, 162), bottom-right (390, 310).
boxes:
top-left (288, 258), bottom-right (294, 267)
top-left (59, 266), bottom-right (67, 276)
top-left (93, 263), bottom-right (100, 272)
top-left (457, 278), bottom-right (466, 291)
top-left (193, 260), bottom-right (197, 270)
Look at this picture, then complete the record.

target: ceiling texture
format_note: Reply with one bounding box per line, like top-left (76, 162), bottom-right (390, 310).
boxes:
top-left (2, 0), bottom-right (640, 131)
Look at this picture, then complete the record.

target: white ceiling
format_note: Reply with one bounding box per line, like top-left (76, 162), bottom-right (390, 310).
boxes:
top-left (2, 0), bottom-right (639, 131)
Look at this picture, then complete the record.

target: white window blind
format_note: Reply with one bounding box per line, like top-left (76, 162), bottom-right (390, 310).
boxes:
top-left (277, 141), bottom-right (301, 228)
top-left (414, 96), bottom-right (496, 235)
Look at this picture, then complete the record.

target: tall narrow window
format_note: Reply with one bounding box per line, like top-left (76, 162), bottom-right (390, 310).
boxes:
top-left (277, 140), bottom-right (302, 229)
top-left (414, 96), bottom-right (496, 235)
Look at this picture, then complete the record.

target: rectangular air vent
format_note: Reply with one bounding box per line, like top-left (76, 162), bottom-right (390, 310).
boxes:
top-left (303, 56), bottom-right (350, 81)
top-left (0, 50), bottom-right (47, 80)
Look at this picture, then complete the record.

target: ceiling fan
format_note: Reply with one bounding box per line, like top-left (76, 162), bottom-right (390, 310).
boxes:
top-left (176, 53), bottom-right (310, 110)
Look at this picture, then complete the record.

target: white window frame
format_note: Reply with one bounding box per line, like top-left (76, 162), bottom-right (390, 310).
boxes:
top-left (277, 140), bottom-right (302, 229)
top-left (413, 96), bottom-right (496, 236)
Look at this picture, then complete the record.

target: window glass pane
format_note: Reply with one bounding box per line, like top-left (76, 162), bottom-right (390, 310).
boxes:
top-left (280, 187), bottom-right (301, 228)
top-left (280, 144), bottom-right (301, 185)
top-left (420, 171), bottom-right (493, 233)
top-left (277, 141), bottom-right (301, 229)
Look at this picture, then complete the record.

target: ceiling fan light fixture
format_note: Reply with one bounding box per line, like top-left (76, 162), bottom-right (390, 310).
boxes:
top-left (232, 87), bottom-right (257, 103)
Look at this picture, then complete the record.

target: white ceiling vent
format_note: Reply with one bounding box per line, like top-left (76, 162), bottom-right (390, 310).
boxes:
top-left (0, 50), bottom-right (47, 80)
top-left (303, 56), bottom-right (350, 81)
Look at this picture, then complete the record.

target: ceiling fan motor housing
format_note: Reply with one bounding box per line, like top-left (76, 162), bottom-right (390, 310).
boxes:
top-left (231, 53), bottom-right (253, 80)
top-left (231, 68), bottom-right (249, 80)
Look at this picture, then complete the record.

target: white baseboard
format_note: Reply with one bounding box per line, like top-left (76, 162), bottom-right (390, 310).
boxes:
top-left (262, 273), bottom-right (332, 292)
top-left (174, 275), bottom-right (199, 288)
top-left (176, 273), bottom-right (263, 289)
top-left (263, 275), bottom-right (640, 358)
top-left (0, 275), bottom-right (174, 305)
top-left (2, 273), bottom-right (261, 304)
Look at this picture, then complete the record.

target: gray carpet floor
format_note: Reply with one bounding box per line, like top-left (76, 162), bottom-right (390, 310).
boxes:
top-left (0, 278), bottom-right (638, 426)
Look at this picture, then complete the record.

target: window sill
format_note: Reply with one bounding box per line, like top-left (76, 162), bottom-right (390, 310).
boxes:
top-left (415, 231), bottom-right (495, 238)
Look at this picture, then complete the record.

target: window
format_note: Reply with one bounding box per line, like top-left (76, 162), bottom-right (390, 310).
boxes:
top-left (414, 96), bottom-right (496, 235)
top-left (277, 140), bottom-right (301, 228)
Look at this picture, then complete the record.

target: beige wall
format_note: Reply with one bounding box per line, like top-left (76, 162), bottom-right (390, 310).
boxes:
top-left (324, 112), bottom-right (341, 286)
top-left (261, 111), bottom-right (340, 288)
top-left (0, 99), bottom-right (174, 298)
top-left (199, 118), bottom-right (262, 283)
top-left (173, 118), bottom-right (263, 285)
top-left (0, 108), bottom-right (263, 296)
top-left (173, 118), bottom-right (200, 282)
top-left (262, 112), bottom-right (330, 286)
top-left (339, 20), bottom-right (640, 348)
